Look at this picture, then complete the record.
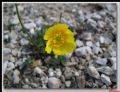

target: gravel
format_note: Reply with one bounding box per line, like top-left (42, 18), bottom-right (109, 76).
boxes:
top-left (3, 3), bottom-right (117, 89)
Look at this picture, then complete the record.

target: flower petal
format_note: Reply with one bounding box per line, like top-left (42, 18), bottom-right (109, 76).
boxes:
top-left (53, 41), bottom-right (76, 55)
top-left (45, 40), bottom-right (52, 54)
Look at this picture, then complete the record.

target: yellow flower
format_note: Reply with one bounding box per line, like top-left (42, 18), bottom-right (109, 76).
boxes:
top-left (44, 23), bottom-right (76, 55)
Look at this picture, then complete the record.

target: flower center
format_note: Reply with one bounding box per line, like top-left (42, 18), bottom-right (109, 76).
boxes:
top-left (55, 35), bottom-right (61, 42)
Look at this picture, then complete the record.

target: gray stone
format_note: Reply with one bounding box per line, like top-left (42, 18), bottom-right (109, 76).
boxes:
top-left (24, 78), bottom-right (30, 84)
top-left (48, 68), bottom-right (55, 77)
top-left (34, 67), bottom-right (44, 76)
top-left (12, 69), bottom-right (20, 84)
top-left (112, 62), bottom-right (117, 71)
top-left (30, 83), bottom-right (38, 88)
top-left (99, 36), bottom-right (105, 44)
top-left (98, 21), bottom-right (106, 28)
top-left (97, 66), bottom-right (113, 75)
top-left (24, 22), bottom-right (36, 30)
top-left (12, 50), bottom-right (18, 56)
top-left (20, 38), bottom-right (29, 46)
top-left (74, 71), bottom-right (79, 76)
top-left (92, 13), bottom-right (102, 20)
top-left (10, 56), bottom-right (16, 62)
top-left (86, 41), bottom-right (93, 47)
top-left (81, 32), bottom-right (92, 41)
top-left (41, 76), bottom-right (48, 84)
top-left (63, 58), bottom-right (77, 67)
top-left (95, 57), bottom-right (107, 65)
top-left (76, 76), bottom-right (86, 88)
top-left (65, 81), bottom-right (71, 87)
top-left (87, 65), bottom-right (100, 79)
top-left (101, 74), bottom-right (112, 86)
top-left (48, 77), bottom-right (61, 88)
top-left (76, 40), bottom-right (84, 47)
top-left (7, 62), bottom-right (15, 71)
top-left (109, 57), bottom-right (116, 65)
top-left (92, 45), bottom-right (102, 54)
top-left (64, 67), bottom-right (73, 79)
top-left (3, 61), bottom-right (9, 74)
top-left (23, 85), bottom-right (30, 88)
top-left (75, 47), bottom-right (87, 56)
top-left (55, 68), bottom-right (62, 78)
top-left (3, 48), bottom-right (11, 56)
top-left (9, 15), bottom-right (19, 25)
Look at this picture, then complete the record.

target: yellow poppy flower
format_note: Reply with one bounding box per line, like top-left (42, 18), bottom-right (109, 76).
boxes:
top-left (44, 23), bottom-right (76, 55)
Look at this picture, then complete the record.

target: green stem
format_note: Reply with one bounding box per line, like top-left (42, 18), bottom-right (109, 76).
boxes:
top-left (59, 12), bottom-right (62, 23)
top-left (15, 4), bottom-right (25, 30)
top-left (15, 4), bottom-right (32, 40)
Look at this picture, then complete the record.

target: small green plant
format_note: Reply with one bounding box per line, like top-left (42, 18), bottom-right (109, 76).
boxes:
top-left (15, 4), bottom-right (76, 68)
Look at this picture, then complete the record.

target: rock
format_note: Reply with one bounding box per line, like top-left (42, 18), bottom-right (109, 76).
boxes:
top-left (12, 69), bottom-right (20, 84)
top-left (41, 76), bottom-right (48, 84)
top-left (65, 81), bottom-right (71, 87)
top-left (30, 28), bottom-right (35, 34)
top-left (74, 71), bottom-right (79, 76)
top-left (3, 48), bottom-right (11, 56)
top-left (80, 32), bottom-right (92, 41)
top-left (42, 84), bottom-right (47, 88)
top-left (4, 34), bottom-right (10, 43)
top-left (48, 68), bottom-right (55, 77)
top-left (48, 77), bottom-right (61, 88)
top-left (6, 62), bottom-right (15, 71)
top-left (97, 66), bottom-right (113, 75)
top-left (31, 59), bottom-right (42, 68)
top-left (15, 60), bottom-right (23, 67)
top-left (92, 13), bottom-right (102, 21)
top-left (95, 57), bottom-right (107, 65)
top-left (30, 83), bottom-right (38, 88)
top-left (34, 67), bottom-right (44, 76)
top-left (62, 58), bottom-right (77, 67)
top-left (95, 42), bottom-right (100, 47)
top-left (20, 38), bottom-right (29, 46)
top-left (24, 78), bottom-right (30, 84)
top-left (98, 21), bottom-right (106, 28)
top-left (101, 74), bottom-right (112, 86)
top-left (9, 15), bottom-right (19, 25)
top-left (112, 62), bottom-right (117, 71)
top-left (55, 68), bottom-right (62, 78)
top-left (86, 41), bottom-right (93, 47)
top-left (75, 46), bottom-right (92, 57)
top-left (92, 45), bottom-right (102, 54)
top-left (10, 31), bottom-right (18, 40)
top-left (24, 22), bottom-right (36, 30)
top-left (110, 73), bottom-right (117, 83)
top-left (99, 36), bottom-right (105, 44)
top-left (101, 85), bottom-right (107, 89)
top-left (17, 51), bottom-right (22, 58)
top-left (60, 75), bottom-right (66, 83)
top-left (64, 67), bottom-right (74, 79)
top-left (3, 61), bottom-right (9, 74)
top-left (23, 85), bottom-right (30, 88)
top-left (87, 65), bottom-right (100, 79)
top-left (109, 57), bottom-right (116, 65)
top-left (76, 40), bottom-right (84, 47)
top-left (12, 50), bottom-right (18, 56)
top-left (76, 76), bottom-right (85, 88)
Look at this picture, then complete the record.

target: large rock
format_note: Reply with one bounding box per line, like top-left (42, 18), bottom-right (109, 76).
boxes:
top-left (48, 77), bottom-right (61, 88)
top-left (75, 46), bottom-right (92, 56)
top-left (87, 65), bottom-right (100, 79)
top-left (97, 66), bottom-right (113, 75)
top-left (101, 74), bottom-right (112, 86)
top-left (95, 57), bottom-right (107, 66)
